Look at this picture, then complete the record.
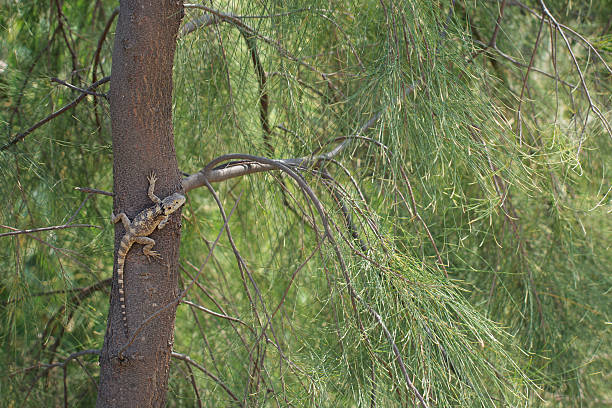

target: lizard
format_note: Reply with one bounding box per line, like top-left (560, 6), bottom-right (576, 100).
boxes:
top-left (111, 172), bottom-right (186, 337)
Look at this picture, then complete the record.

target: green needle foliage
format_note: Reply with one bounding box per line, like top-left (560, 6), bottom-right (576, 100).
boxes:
top-left (1, 0), bottom-right (610, 406)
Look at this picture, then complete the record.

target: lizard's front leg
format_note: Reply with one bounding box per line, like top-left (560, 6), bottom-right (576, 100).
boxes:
top-left (157, 215), bottom-right (170, 230)
top-left (133, 236), bottom-right (163, 262)
top-left (147, 172), bottom-right (162, 204)
top-left (112, 212), bottom-right (131, 231)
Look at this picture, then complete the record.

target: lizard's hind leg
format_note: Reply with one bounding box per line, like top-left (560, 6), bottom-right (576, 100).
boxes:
top-left (112, 212), bottom-right (131, 230)
top-left (133, 236), bottom-right (163, 262)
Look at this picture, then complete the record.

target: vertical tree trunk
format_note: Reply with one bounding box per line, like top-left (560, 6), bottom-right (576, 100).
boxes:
top-left (97, 1), bottom-right (183, 406)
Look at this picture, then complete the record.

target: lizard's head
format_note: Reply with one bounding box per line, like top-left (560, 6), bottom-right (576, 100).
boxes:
top-left (161, 193), bottom-right (186, 215)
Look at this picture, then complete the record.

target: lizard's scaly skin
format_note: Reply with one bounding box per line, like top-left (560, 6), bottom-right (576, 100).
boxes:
top-left (112, 172), bottom-right (186, 337)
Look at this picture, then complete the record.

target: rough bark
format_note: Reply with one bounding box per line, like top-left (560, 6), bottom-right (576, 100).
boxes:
top-left (97, 1), bottom-right (183, 406)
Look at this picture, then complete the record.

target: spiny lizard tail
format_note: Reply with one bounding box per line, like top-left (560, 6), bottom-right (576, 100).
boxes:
top-left (112, 172), bottom-right (186, 337)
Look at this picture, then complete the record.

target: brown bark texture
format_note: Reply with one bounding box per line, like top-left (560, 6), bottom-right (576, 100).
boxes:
top-left (97, 1), bottom-right (184, 406)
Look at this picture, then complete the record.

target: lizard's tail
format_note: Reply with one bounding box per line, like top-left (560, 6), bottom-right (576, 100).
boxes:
top-left (117, 236), bottom-right (133, 338)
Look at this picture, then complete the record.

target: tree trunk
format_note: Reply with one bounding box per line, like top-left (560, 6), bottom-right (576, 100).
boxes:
top-left (97, 1), bottom-right (183, 406)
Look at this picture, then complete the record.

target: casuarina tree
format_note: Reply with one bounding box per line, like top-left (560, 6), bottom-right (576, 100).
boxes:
top-left (1, 0), bottom-right (610, 406)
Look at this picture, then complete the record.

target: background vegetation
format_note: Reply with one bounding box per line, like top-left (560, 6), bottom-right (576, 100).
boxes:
top-left (1, 0), bottom-right (610, 406)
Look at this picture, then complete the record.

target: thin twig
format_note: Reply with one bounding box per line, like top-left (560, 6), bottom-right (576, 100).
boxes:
top-left (537, 0), bottom-right (612, 150)
top-left (11, 349), bottom-right (100, 377)
top-left (8, 26), bottom-right (60, 130)
top-left (516, 12), bottom-right (545, 145)
top-left (53, 0), bottom-right (79, 82)
top-left (398, 167), bottom-right (449, 278)
top-left (182, 299), bottom-right (248, 326)
top-left (469, 0), bottom-right (507, 61)
top-left (183, 3), bottom-right (344, 99)
top-left (65, 192), bottom-right (93, 225)
top-left (38, 278), bottom-right (111, 369)
top-left (2, 278), bottom-right (111, 306)
top-left (1, 76), bottom-right (111, 151)
top-left (17, 349), bottom-right (100, 406)
top-left (182, 360), bottom-right (203, 408)
top-left (90, 6), bottom-right (118, 134)
top-left (0, 223), bottom-right (101, 238)
top-left (91, 7), bottom-right (119, 81)
top-left (473, 41), bottom-right (575, 88)
top-left (74, 186), bottom-right (114, 196)
top-left (12, 231), bottom-right (93, 271)
top-left (51, 77), bottom-right (108, 98)
top-left (240, 30), bottom-right (272, 153)
top-left (171, 352), bottom-right (240, 403)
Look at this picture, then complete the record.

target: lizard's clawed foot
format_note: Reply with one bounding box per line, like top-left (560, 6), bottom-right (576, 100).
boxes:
top-left (147, 171), bottom-right (157, 185)
top-left (144, 249), bottom-right (163, 263)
